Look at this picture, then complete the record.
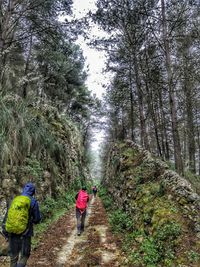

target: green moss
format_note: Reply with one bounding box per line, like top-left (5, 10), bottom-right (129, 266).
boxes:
top-left (122, 147), bottom-right (136, 158)
top-left (186, 250), bottom-right (200, 263)
top-left (104, 142), bottom-right (200, 266)
top-left (132, 181), bottom-right (179, 229)
top-left (178, 197), bottom-right (188, 205)
top-left (151, 202), bottom-right (179, 230)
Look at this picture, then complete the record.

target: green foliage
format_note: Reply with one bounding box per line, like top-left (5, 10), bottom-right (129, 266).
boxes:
top-left (40, 196), bottom-right (67, 219)
top-left (109, 209), bottom-right (133, 233)
top-left (98, 187), bottom-right (113, 210)
top-left (155, 222), bottom-right (181, 243)
top-left (122, 222), bottom-right (182, 266)
top-left (102, 141), bottom-right (200, 266)
top-left (125, 235), bottom-right (160, 266)
top-left (102, 196), bottom-right (113, 210)
top-left (122, 230), bottom-right (143, 252)
top-left (100, 184), bottom-right (183, 266)
top-left (0, 95), bottom-right (89, 198)
top-left (98, 187), bottom-right (107, 197)
top-left (19, 157), bottom-right (43, 182)
top-left (69, 177), bottom-right (83, 191)
top-left (0, 96), bottom-right (67, 170)
top-left (187, 250), bottom-right (200, 263)
top-left (65, 191), bottom-right (76, 206)
top-left (140, 238), bottom-right (161, 266)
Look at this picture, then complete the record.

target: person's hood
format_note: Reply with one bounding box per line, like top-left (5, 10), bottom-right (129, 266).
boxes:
top-left (22, 182), bottom-right (35, 196)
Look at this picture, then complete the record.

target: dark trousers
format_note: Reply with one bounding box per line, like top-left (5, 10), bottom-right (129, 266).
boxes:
top-left (76, 208), bottom-right (86, 233)
top-left (9, 235), bottom-right (31, 267)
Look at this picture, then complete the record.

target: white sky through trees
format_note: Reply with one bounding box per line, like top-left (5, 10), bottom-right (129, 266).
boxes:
top-left (72, 0), bottom-right (107, 99)
top-left (72, 0), bottom-right (107, 152)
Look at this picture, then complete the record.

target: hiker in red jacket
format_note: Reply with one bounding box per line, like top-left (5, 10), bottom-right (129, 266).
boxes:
top-left (75, 187), bottom-right (89, 236)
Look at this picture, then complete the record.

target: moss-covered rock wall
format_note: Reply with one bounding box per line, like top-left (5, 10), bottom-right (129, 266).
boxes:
top-left (103, 140), bottom-right (200, 266)
top-left (0, 100), bottom-right (88, 203)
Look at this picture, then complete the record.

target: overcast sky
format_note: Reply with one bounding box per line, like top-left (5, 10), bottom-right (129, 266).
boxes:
top-left (71, 0), bottom-right (108, 151)
top-left (72, 0), bottom-right (108, 99)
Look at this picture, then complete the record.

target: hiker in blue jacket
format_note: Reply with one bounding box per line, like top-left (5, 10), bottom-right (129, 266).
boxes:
top-left (2, 182), bottom-right (41, 267)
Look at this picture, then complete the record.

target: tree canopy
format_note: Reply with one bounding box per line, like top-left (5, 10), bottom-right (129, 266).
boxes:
top-left (91, 0), bottom-right (200, 175)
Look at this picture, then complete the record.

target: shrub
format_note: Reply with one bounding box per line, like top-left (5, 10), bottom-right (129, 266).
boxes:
top-left (98, 187), bottom-right (113, 210)
top-left (109, 209), bottom-right (133, 233)
top-left (187, 250), bottom-right (200, 263)
top-left (155, 221), bottom-right (181, 244)
top-left (140, 237), bottom-right (160, 266)
top-left (40, 197), bottom-right (58, 219)
top-left (40, 195), bottom-right (70, 219)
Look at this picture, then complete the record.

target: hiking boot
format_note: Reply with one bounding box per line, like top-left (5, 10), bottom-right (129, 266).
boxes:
top-left (77, 231), bottom-right (81, 236)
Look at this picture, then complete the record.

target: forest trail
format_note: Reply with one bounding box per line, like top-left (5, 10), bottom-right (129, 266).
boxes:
top-left (0, 196), bottom-right (122, 267)
top-left (28, 196), bottom-right (121, 267)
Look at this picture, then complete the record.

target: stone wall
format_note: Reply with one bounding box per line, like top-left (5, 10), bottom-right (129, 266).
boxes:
top-left (102, 140), bottom-right (200, 264)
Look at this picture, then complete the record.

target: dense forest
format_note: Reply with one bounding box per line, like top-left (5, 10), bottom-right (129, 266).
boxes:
top-left (0, 0), bottom-right (199, 192)
top-left (0, 1), bottom-right (200, 267)
top-left (90, 0), bottom-right (200, 177)
top-left (0, 0), bottom-right (102, 198)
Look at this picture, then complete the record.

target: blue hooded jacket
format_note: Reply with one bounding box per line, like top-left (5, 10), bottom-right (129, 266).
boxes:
top-left (21, 182), bottom-right (41, 236)
top-left (2, 182), bottom-right (41, 237)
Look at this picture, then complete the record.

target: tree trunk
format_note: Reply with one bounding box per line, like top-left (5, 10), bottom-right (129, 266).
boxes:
top-left (0, 0), bottom-right (17, 92)
top-left (129, 60), bottom-right (135, 142)
top-left (133, 54), bottom-right (149, 150)
top-left (23, 33), bottom-right (33, 98)
top-left (147, 85), bottom-right (162, 157)
top-left (182, 45), bottom-right (196, 173)
top-left (161, 0), bottom-right (183, 174)
top-left (140, 47), bottom-right (162, 157)
top-left (158, 88), bottom-right (170, 160)
top-left (195, 109), bottom-right (200, 175)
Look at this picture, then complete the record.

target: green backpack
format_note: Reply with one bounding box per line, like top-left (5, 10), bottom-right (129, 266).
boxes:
top-left (6, 195), bottom-right (31, 234)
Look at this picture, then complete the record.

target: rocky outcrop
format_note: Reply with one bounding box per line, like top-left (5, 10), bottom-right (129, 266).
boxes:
top-left (0, 104), bottom-right (88, 203)
top-left (103, 140), bottom-right (200, 265)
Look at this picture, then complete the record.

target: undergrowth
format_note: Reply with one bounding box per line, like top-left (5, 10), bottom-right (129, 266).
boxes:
top-left (99, 187), bottom-right (191, 267)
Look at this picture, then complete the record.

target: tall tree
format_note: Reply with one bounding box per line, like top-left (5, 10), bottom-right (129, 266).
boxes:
top-left (92, 0), bottom-right (200, 174)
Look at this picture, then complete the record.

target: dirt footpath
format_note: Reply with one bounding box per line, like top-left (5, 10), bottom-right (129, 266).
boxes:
top-left (0, 196), bottom-right (122, 267)
top-left (28, 197), bottom-right (119, 267)
top-left (29, 196), bottom-right (121, 267)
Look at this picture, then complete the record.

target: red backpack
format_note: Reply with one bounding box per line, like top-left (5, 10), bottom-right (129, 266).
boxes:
top-left (76, 190), bottom-right (89, 211)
